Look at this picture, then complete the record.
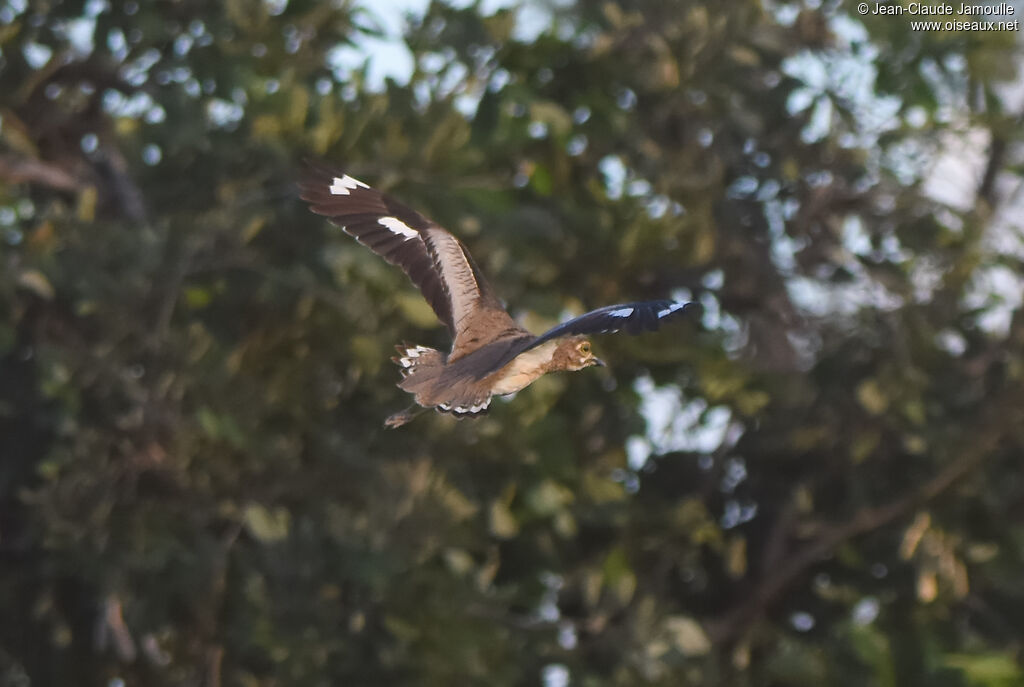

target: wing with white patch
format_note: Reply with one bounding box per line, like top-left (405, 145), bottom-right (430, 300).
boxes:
top-left (472, 300), bottom-right (697, 379)
top-left (531, 300), bottom-right (695, 343)
top-left (299, 160), bottom-right (514, 341)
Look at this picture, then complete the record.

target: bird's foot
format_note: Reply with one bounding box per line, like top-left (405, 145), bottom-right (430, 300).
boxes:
top-left (384, 406), bottom-right (425, 428)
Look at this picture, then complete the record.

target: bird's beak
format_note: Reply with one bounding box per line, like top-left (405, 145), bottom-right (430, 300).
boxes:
top-left (591, 356), bottom-right (606, 367)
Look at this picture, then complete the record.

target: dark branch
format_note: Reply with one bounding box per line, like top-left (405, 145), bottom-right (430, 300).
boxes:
top-left (0, 155), bottom-right (85, 192)
top-left (704, 393), bottom-right (1021, 644)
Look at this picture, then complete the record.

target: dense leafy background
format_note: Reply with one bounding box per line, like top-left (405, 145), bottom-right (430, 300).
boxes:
top-left (2, 0), bottom-right (1023, 685)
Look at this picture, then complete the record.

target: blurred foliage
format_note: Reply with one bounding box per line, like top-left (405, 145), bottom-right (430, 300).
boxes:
top-left (1, 0), bottom-right (1024, 685)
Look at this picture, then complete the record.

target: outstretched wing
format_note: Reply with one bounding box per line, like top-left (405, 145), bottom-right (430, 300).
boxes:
top-left (299, 160), bottom-right (523, 350)
top-left (530, 300), bottom-right (695, 345)
top-left (474, 300), bottom-right (696, 379)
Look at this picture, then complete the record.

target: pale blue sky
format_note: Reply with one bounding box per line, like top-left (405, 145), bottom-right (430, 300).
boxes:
top-left (335, 0), bottom-right (551, 89)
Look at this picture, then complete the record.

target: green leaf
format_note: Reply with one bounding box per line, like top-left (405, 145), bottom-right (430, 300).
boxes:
top-left (529, 101), bottom-right (573, 136)
top-left (489, 500), bottom-right (519, 539)
top-left (243, 504), bottom-right (290, 544)
top-left (856, 379), bottom-right (889, 415)
top-left (16, 270), bottom-right (55, 300)
top-left (664, 616), bottom-right (711, 656)
top-left (943, 653), bottom-right (1023, 686)
top-left (526, 480), bottom-right (573, 516)
top-left (529, 163), bottom-right (553, 196)
top-left (395, 292), bottom-right (440, 328)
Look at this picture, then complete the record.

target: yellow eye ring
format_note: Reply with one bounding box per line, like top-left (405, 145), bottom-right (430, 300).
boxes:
top-left (580, 342), bottom-right (591, 354)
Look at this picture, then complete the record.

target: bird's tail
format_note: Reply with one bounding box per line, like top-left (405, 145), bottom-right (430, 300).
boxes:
top-left (391, 343), bottom-right (491, 420)
top-left (392, 343), bottom-right (444, 380)
top-left (392, 342), bottom-right (447, 412)
top-left (383, 345), bottom-right (438, 429)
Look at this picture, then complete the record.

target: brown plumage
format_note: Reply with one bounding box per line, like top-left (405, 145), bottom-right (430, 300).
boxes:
top-left (298, 160), bottom-right (694, 427)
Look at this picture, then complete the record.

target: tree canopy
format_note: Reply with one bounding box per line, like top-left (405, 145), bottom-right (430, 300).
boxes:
top-left (2, 0), bottom-right (1023, 685)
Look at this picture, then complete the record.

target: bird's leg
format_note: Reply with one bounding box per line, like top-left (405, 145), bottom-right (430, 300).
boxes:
top-left (384, 405), bottom-right (427, 428)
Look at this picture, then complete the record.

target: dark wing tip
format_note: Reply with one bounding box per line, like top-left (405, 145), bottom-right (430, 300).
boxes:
top-left (601, 300), bottom-right (692, 335)
top-left (629, 299), bottom-right (699, 333)
top-left (298, 161), bottom-right (434, 232)
top-left (570, 299), bottom-right (698, 337)
top-left (297, 158), bottom-right (340, 204)
top-left (297, 159), bottom-right (458, 335)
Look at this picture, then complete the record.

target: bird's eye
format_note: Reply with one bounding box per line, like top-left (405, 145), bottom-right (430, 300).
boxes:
top-left (579, 342), bottom-right (590, 354)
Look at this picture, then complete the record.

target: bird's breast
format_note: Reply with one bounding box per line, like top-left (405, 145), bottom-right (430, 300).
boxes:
top-left (488, 342), bottom-right (558, 396)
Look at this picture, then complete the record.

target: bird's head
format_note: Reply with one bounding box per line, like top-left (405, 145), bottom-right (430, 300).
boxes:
top-left (557, 337), bottom-right (605, 371)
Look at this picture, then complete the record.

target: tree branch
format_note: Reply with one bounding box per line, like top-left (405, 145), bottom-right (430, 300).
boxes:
top-left (0, 155), bottom-right (85, 192)
top-left (704, 394), bottom-right (1021, 644)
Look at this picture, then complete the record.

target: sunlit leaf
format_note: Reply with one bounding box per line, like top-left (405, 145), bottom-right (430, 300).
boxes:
top-left (856, 379), bottom-right (889, 415)
top-left (489, 500), bottom-right (519, 539)
top-left (664, 616), bottom-right (711, 656)
top-left (16, 270), bottom-right (54, 300)
top-left (243, 503), bottom-right (291, 543)
top-left (944, 653), bottom-right (1023, 686)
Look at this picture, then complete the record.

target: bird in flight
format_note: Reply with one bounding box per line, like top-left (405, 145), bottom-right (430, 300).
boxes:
top-left (299, 160), bottom-right (695, 427)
